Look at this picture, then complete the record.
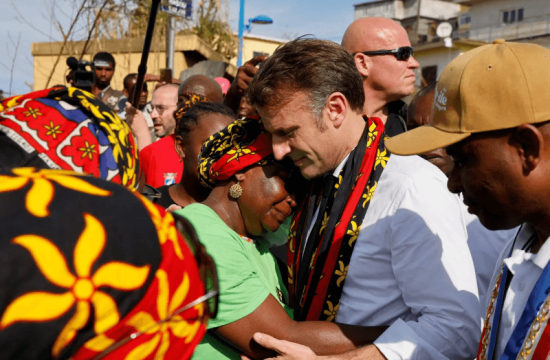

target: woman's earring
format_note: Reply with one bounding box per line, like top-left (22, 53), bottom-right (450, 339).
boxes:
top-left (229, 182), bottom-right (243, 199)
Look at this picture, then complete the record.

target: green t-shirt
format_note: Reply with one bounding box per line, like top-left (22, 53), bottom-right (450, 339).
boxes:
top-left (175, 204), bottom-right (293, 359)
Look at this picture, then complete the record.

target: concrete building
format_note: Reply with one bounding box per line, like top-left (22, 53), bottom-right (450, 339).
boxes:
top-left (353, 0), bottom-right (480, 89)
top-left (353, 0), bottom-right (463, 43)
top-left (234, 33), bottom-right (286, 66)
top-left (413, 38), bottom-right (485, 86)
top-left (31, 33), bottom-right (285, 92)
top-left (451, 0), bottom-right (550, 48)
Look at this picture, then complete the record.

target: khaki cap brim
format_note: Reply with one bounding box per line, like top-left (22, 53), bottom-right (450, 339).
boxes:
top-left (385, 125), bottom-right (471, 156)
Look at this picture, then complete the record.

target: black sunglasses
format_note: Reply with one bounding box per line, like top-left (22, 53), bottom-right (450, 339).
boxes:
top-left (353, 46), bottom-right (414, 61)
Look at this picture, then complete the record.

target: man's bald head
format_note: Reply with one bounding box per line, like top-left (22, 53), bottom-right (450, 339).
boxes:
top-left (342, 17), bottom-right (419, 105)
top-left (178, 75), bottom-right (224, 104)
top-left (342, 17), bottom-right (407, 54)
top-left (407, 83), bottom-right (435, 128)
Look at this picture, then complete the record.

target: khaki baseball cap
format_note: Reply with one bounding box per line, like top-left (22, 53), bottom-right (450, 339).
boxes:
top-left (385, 40), bottom-right (550, 155)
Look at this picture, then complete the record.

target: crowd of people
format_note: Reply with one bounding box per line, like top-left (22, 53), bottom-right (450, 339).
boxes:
top-left (1, 14), bottom-right (550, 360)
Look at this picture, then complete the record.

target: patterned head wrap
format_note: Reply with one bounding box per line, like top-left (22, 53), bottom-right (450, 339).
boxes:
top-left (198, 117), bottom-right (275, 188)
top-left (0, 167), bottom-right (211, 359)
top-left (0, 87), bottom-right (139, 188)
top-left (174, 94), bottom-right (209, 128)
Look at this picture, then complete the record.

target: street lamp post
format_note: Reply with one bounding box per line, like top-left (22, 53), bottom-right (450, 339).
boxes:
top-left (238, 0), bottom-right (246, 67)
top-left (237, 1), bottom-right (273, 67)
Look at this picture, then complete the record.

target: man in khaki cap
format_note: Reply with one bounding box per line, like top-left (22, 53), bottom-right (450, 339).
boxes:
top-left (385, 39), bottom-right (550, 360)
top-left (248, 40), bottom-right (550, 360)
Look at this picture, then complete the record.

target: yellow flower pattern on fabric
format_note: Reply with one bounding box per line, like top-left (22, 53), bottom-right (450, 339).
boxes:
top-left (0, 213), bottom-right (151, 357)
top-left (0, 168), bottom-right (111, 217)
top-left (288, 220), bottom-right (296, 254)
top-left (335, 261), bottom-right (349, 287)
top-left (136, 193), bottom-right (184, 260)
top-left (309, 252), bottom-right (316, 270)
top-left (323, 301), bottom-right (339, 322)
top-left (319, 212), bottom-right (329, 235)
top-left (226, 118), bottom-right (248, 133)
top-left (347, 221), bottom-right (361, 247)
top-left (352, 173), bottom-right (363, 191)
top-left (79, 141), bottom-right (97, 160)
top-left (288, 265), bottom-right (294, 285)
top-left (215, 139), bottom-right (232, 154)
top-left (226, 142), bottom-right (255, 163)
top-left (362, 181), bottom-right (378, 208)
top-left (366, 122), bottom-right (378, 148)
top-left (334, 174), bottom-right (343, 198)
top-left (375, 149), bottom-right (389, 169)
top-left (288, 230), bottom-right (296, 253)
top-left (44, 120), bottom-right (63, 139)
top-left (124, 270), bottom-right (203, 360)
top-left (23, 106), bottom-right (43, 119)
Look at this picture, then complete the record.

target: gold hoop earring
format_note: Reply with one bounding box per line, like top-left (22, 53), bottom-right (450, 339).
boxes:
top-left (229, 182), bottom-right (243, 199)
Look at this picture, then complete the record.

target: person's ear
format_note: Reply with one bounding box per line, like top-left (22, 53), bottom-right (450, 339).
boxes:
top-left (354, 54), bottom-right (371, 78)
top-left (234, 170), bottom-right (246, 182)
top-left (174, 135), bottom-right (186, 160)
top-left (512, 124), bottom-right (544, 174)
top-left (325, 92), bottom-right (348, 129)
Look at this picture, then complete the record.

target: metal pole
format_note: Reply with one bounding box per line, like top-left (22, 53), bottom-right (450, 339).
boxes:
top-left (133, 0), bottom-right (161, 108)
top-left (237, 0), bottom-right (245, 67)
top-left (414, 0), bottom-right (422, 44)
top-left (166, 15), bottom-right (175, 70)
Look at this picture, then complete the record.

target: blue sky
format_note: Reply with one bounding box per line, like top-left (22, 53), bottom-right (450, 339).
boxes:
top-left (0, 0), bottom-right (371, 96)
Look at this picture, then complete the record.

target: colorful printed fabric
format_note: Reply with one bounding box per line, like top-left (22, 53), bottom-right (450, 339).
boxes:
top-left (0, 87), bottom-right (140, 188)
top-left (0, 168), bottom-right (207, 359)
top-left (477, 256), bottom-right (550, 360)
top-left (198, 117), bottom-right (275, 189)
top-left (287, 116), bottom-right (389, 321)
top-left (174, 94), bottom-right (209, 128)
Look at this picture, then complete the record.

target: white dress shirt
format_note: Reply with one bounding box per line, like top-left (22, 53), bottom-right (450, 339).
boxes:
top-left (333, 154), bottom-right (480, 360)
top-left (461, 206), bottom-right (517, 325)
top-left (487, 224), bottom-right (550, 359)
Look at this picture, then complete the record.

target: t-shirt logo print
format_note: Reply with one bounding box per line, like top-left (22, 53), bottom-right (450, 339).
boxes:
top-left (107, 96), bottom-right (118, 107)
top-left (434, 88), bottom-right (448, 111)
top-left (164, 172), bottom-right (177, 185)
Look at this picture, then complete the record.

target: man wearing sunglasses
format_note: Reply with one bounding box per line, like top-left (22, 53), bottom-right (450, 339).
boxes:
top-left (342, 17), bottom-right (419, 137)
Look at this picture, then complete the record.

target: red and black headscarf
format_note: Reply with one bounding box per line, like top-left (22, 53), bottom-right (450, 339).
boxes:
top-left (198, 117), bottom-right (275, 188)
top-left (0, 167), bottom-right (212, 359)
top-left (0, 87), bottom-right (139, 188)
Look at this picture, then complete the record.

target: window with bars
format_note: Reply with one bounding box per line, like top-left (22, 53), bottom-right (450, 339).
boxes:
top-left (503, 8), bottom-right (525, 25)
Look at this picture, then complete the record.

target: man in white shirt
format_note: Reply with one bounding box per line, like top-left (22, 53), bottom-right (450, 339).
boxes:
top-left (384, 40), bottom-right (550, 359)
top-left (406, 83), bottom-right (516, 319)
top-left (247, 37), bottom-right (479, 359)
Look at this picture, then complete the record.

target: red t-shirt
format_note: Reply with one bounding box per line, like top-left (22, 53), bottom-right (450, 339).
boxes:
top-left (139, 135), bottom-right (183, 187)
